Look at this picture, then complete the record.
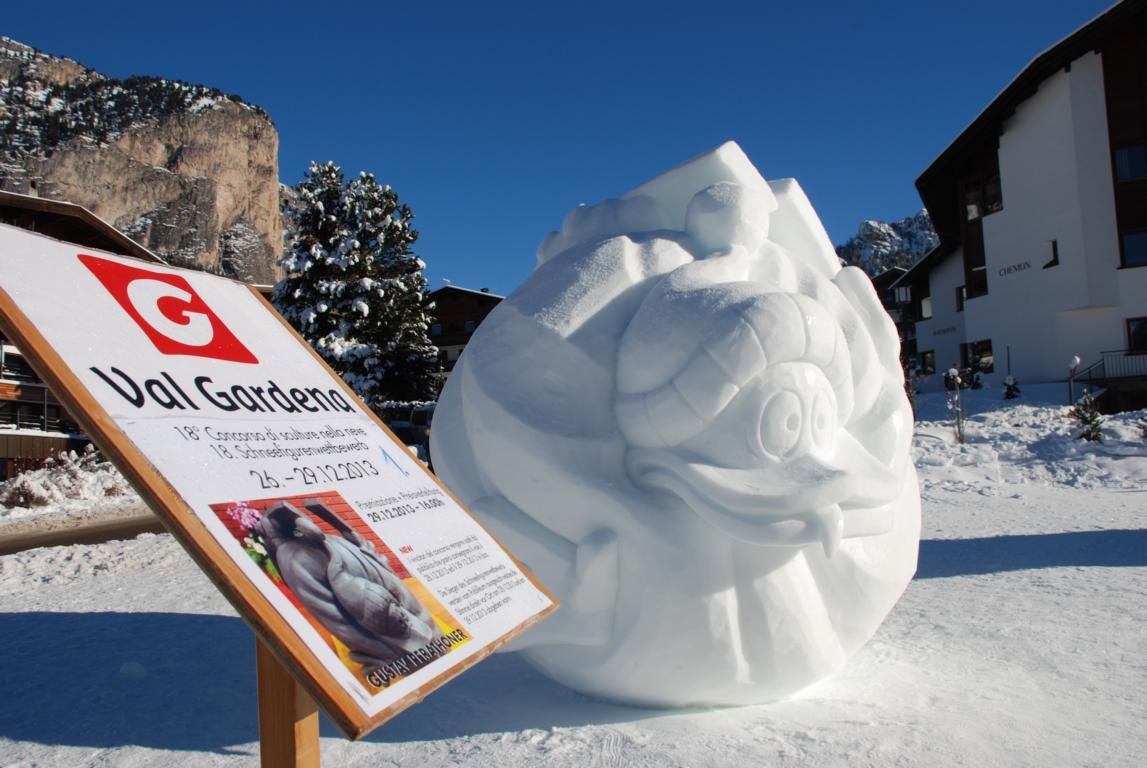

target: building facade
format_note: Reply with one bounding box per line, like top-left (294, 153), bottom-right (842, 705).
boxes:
top-left (899, 0), bottom-right (1147, 404)
top-left (427, 285), bottom-right (503, 391)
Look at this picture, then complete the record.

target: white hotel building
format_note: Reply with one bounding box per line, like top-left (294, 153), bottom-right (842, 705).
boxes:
top-left (897, 0), bottom-right (1147, 409)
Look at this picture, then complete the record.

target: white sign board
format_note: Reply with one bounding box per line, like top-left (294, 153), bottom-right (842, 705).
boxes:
top-left (0, 224), bottom-right (556, 738)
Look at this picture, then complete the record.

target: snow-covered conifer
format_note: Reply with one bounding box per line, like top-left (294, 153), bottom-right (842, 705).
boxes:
top-left (273, 162), bottom-right (438, 408)
top-left (1068, 390), bottom-right (1105, 442)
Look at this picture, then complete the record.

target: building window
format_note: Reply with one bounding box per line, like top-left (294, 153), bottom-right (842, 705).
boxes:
top-left (919, 350), bottom-right (936, 375)
top-left (1115, 145), bottom-right (1147, 181)
top-left (464, 320), bottom-right (476, 333)
top-left (0, 352), bottom-right (39, 382)
top-left (430, 323), bottom-right (442, 336)
top-left (965, 338), bottom-right (994, 373)
top-left (984, 175), bottom-right (1003, 214)
top-left (955, 285), bottom-right (966, 313)
top-left (920, 296), bottom-right (933, 320)
top-left (963, 174), bottom-right (1003, 220)
top-left (964, 187), bottom-right (983, 221)
top-left (1122, 232), bottom-right (1147, 267)
top-left (895, 285), bottom-right (911, 304)
top-left (1129, 317), bottom-right (1147, 353)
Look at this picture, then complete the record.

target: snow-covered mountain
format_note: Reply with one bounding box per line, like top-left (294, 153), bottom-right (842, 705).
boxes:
top-left (0, 37), bottom-right (282, 282)
top-left (835, 210), bottom-right (938, 276)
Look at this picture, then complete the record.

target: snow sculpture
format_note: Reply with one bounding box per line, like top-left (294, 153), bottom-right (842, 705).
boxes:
top-left (431, 142), bottom-right (920, 706)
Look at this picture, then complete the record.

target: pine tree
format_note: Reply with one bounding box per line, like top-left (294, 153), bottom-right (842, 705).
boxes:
top-left (1068, 390), bottom-right (1105, 442)
top-left (273, 161), bottom-right (438, 408)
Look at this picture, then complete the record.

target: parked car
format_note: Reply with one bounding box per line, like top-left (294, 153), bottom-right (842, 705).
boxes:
top-left (409, 404), bottom-right (434, 445)
top-left (382, 403), bottom-right (435, 459)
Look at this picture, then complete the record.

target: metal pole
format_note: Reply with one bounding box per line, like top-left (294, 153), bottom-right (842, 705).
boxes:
top-left (1068, 356), bottom-right (1080, 405)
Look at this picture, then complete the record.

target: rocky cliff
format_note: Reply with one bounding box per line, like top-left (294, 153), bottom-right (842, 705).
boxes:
top-left (835, 210), bottom-right (938, 277)
top-left (0, 37), bottom-right (281, 283)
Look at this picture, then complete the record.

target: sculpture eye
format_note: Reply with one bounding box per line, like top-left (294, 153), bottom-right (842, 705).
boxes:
top-left (759, 390), bottom-right (802, 459)
top-left (810, 390), bottom-right (834, 451)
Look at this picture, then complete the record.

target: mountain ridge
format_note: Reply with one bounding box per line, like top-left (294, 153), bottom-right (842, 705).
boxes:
top-left (0, 37), bottom-right (281, 282)
top-left (835, 210), bottom-right (938, 276)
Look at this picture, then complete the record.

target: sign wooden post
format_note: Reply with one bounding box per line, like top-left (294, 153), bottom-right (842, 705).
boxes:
top-left (0, 224), bottom-right (557, 741)
top-left (257, 638), bottom-right (320, 768)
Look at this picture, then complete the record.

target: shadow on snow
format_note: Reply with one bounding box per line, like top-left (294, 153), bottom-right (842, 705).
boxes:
top-left (0, 612), bottom-right (258, 754)
top-left (356, 651), bottom-right (676, 744)
top-left (0, 611), bottom-right (673, 752)
top-left (916, 529), bottom-right (1147, 579)
top-left (5, 528), bottom-right (1146, 754)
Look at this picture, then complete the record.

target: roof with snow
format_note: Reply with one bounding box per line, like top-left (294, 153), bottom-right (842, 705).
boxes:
top-left (916, 0), bottom-right (1144, 246)
top-left (427, 285), bottom-right (505, 300)
top-left (870, 266), bottom-right (907, 293)
top-left (0, 190), bottom-right (163, 264)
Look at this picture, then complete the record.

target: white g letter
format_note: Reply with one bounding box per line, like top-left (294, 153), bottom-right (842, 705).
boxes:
top-left (126, 279), bottom-right (214, 347)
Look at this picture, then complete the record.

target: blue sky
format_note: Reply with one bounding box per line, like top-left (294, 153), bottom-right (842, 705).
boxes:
top-left (4, 1), bottom-right (1116, 295)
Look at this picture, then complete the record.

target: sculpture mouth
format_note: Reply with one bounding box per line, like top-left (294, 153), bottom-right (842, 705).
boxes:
top-left (625, 431), bottom-right (902, 556)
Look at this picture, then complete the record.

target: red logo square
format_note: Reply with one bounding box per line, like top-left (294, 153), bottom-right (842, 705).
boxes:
top-left (79, 254), bottom-right (258, 364)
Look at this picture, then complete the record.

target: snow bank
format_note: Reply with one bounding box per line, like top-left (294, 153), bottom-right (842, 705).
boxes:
top-left (0, 447), bottom-right (138, 518)
top-left (913, 384), bottom-right (1147, 493)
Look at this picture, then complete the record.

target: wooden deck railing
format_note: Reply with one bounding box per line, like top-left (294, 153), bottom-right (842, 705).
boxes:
top-left (1075, 349), bottom-right (1147, 390)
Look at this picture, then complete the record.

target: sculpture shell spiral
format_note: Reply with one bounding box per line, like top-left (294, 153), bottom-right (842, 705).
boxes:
top-left (431, 142), bottom-right (920, 707)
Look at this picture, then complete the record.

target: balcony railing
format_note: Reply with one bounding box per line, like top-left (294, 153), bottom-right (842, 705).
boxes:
top-left (1075, 349), bottom-right (1147, 390)
top-left (0, 406), bottom-right (76, 433)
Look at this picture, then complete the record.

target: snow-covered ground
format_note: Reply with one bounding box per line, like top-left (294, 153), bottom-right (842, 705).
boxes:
top-left (1, 385), bottom-right (1144, 766)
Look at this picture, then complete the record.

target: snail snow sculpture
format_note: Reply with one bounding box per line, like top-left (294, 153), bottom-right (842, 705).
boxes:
top-left (431, 142), bottom-right (920, 706)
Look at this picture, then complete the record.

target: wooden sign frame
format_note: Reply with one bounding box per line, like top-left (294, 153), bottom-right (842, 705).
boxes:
top-left (0, 225), bottom-right (556, 740)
